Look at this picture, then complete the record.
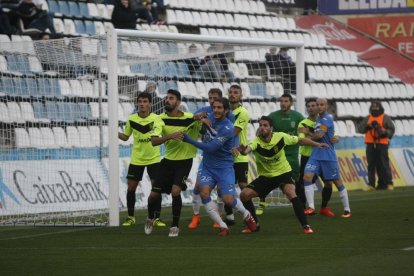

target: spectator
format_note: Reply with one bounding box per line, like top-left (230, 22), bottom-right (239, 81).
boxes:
top-left (184, 44), bottom-right (223, 81)
top-left (358, 101), bottom-right (395, 191)
top-left (111, 0), bottom-right (138, 29)
top-left (11, 0), bottom-right (56, 36)
top-left (0, 9), bottom-right (17, 35)
top-left (144, 81), bottom-right (164, 114)
top-left (137, 0), bottom-right (162, 24)
top-left (265, 47), bottom-right (298, 94)
top-left (210, 44), bottom-right (235, 82)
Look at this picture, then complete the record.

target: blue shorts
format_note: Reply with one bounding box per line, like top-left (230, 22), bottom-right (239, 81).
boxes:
top-left (304, 158), bottom-right (340, 181)
top-left (198, 166), bottom-right (236, 196)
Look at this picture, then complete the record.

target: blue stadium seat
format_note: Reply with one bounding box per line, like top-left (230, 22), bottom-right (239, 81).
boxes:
top-left (157, 80), bottom-right (168, 94)
top-left (2, 77), bottom-right (15, 95)
top-left (78, 102), bottom-right (92, 120)
top-left (32, 102), bottom-right (47, 120)
top-left (45, 101), bottom-right (59, 121)
top-left (47, 0), bottom-right (60, 14)
top-left (68, 1), bottom-right (81, 18)
top-left (176, 62), bottom-right (192, 79)
top-left (186, 101), bottom-right (197, 113)
top-left (37, 78), bottom-right (53, 97)
top-left (25, 78), bottom-right (38, 97)
top-left (13, 78), bottom-right (29, 97)
top-left (78, 2), bottom-right (90, 18)
top-left (58, 1), bottom-right (70, 16)
top-left (68, 102), bottom-right (81, 122)
top-left (84, 20), bottom-right (96, 35)
top-left (49, 78), bottom-right (61, 98)
top-left (74, 20), bottom-right (86, 34)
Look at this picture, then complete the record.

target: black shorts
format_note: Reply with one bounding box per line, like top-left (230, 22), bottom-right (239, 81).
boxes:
top-left (152, 158), bottom-right (193, 194)
top-left (234, 162), bottom-right (248, 183)
top-left (246, 172), bottom-right (295, 198)
top-left (127, 163), bottom-right (160, 181)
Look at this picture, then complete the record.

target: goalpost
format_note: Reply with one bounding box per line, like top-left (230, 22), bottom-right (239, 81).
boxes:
top-left (0, 29), bottom-right (304, 227)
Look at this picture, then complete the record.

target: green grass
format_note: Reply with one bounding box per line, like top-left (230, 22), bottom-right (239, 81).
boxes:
top-left (1, 187), bottom-right (414, 276)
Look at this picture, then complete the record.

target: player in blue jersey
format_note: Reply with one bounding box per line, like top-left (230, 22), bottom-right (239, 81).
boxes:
top-left (183, 98), bottom-right (257, 236)
top-left (188, 88), bottom-right (235, 229)
top-left (303, 98), bottom-right (351, 218)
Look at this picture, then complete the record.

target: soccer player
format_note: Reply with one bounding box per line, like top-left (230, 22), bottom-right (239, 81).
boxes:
top-left (223, 83), bottom-right (250, 224)
top-left (145, 89), bottom-right (201, 237)
top-left (183, 98), bottom-right (257, 236)
top-left (118, 92), bottom-right (165, 227)
top-left (188, 88), bottom-right (235, 229)
top-left (257, 93), bottom-right (305, 215)
top-left (239, 116), bottom-right (327, 234)
top-left (303, 98), bottom-right (351, 218)
top-left (298, 98), bottom-right (339, 215)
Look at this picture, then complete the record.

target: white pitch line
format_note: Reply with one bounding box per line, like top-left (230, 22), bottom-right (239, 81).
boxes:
top-left (402, 246), bottom-right (414, 251)
top-left (0, 227), bottom-right (97, 241)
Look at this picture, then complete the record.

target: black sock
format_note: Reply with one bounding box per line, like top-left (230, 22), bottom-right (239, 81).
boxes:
top-left (290, 197), bottom-right (308, 227)
top-left (224, 204), bottom-right (233, 216)
top-left (147, 194), bottom-right (161, 219)
top-left (243, 200), bottom-right (259, 223)
top-left (321, 187), bottom-right (333, 208)
top-left (295, 181), bottom-right (306, 208)
top-left (127, 190), bottom-right (135, 217)
top-left (172, 195), bottom-right (182, 227)
top-left (259, 197), bottom-right (266, 203)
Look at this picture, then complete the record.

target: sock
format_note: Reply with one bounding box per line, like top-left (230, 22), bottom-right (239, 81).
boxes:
top-left (290, 196), bottom-right (308, 227)
top-left (295, 182), bottom-right (306, 208)
top-left (304, 181), bottom-right (315, 209)
top-left (126, 190), bottom-right (135, 217)
top-left (231, 198), bottom-right (250, 219)
top-left (224, 204), bottom-right (233, 216)
top-left (203, 197), bottom-right (227, 228)
top-left (171, 195), bottom-right (182, 227)
top-left (147, 194), bottom-right (161, 219)
top-left (259, 196), bottom-right (266, 205)
top-left (321, 186), bottom-right (332, 208)
top-left (242, 199), bottom-right (259, 223)
top-left (192, 189), bottom-right (202, 215)
top-left (338, 184), bottom-right (351, 212)
top-left (216, 196), bottom-right (224, 216)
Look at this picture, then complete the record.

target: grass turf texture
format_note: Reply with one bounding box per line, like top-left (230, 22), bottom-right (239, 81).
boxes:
top-left (1, 187), bottom-right (414, 275)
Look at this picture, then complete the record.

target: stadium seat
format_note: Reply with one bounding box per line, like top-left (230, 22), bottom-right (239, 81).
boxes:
top-left (19, 102), bottom-right (35, 122)
top-left (66, 126), bottom-right (81, 147)
top-left (6, 102), bottom-right (23, 123)
top-left (40, 127), bottom-right (56, 148)
top-left (28, 127), bottom-right (46, 148)
top-left (15, 128), bottom-right (31, 148)
top-left (78, 126), bottom-right (94, 148)
top-left (0, 102), bottom-right (10, 123)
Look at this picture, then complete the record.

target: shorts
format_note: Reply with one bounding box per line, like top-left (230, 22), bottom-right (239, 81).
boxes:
top-left (246, 172), bottom-right (295, 198)
top-left (152, 158), bottom-right (193, 194)
top-left (126, 163), bottom-right (160, 181)
top-left (198, 166), bottom-right (236, 196)
top-left (234, 162), bottom-right (248, 183)
top-left (304, 159), bottom-right (340, 181)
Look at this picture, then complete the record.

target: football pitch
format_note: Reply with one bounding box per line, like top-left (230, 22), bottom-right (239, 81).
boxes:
top-left (1, 187), bottom-right (414, 276)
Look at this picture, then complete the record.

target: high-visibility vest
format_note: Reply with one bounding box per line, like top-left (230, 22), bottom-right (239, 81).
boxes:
top-left (365, 114), bottom-right (389, 144)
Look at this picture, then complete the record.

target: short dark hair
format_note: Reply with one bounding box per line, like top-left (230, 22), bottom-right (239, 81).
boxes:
top-left (259, 115), bottom-right (273, 126)
top-left (208, 88), bottom-right (223, 97)
top-left (280, 93), bottom-right (293, 102)
top-left (213, 97), bottom-right (230, 110)
top-left (137, 92), bottom-right (152, 103)
top-left (305, 97), bottom-right (317, 106)
top-left (167, 89), bottom-right (181, 101)
top-left (229, 84), bottom-right (242, 91)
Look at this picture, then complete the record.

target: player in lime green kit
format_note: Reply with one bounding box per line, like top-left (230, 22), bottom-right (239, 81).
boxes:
top-left (145, 89), bottom-right (201, 237)
top-left (257, 93), bottom-right (304, 215)
top-left (222, 83), bottom-right (250, 225)
top-left (118, 92), bottom-right (164, 227)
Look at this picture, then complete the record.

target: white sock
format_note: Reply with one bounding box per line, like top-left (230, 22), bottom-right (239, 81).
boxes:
top-left (304, 184), bottom-right (315, 209)
top-left (216, 197), bottom-right (224, 216)
top-left (204, 200), bottom-right (227, 228)
top-left (192, 192), bottom-right (201, 215)
top-left (339, 186), bottom-right (351, 212)
top-left (232, 198), bottom-right (250, 219)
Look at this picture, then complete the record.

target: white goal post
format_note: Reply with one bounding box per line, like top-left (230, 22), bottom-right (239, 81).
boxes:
top-left (106, 28), bottom-right (305, 226)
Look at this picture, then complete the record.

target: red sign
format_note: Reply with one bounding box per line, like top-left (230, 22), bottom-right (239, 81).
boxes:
top-left (348, 16), bottom-right (414, 58)
top-left (295, 15), bottom-right (414, 84)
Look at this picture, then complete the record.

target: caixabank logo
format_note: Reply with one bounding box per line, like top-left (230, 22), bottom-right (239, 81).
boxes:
top-left (403, 149), bottom-right (414, 178)
top-left (0, 168), bottom-right (20, 209)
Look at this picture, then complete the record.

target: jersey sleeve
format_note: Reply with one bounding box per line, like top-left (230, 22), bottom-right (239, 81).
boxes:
top-left (317, 115), bottom-right (333, 133)
top-left (281, 132), bottom-right (299, 146)
top-left (249, 137), bottom-right (259, 151)
top-left (151, 116), bottom-right (164, 137)
top-left (297, 120), bottom-right (306, 139)
top-left (123, 119), bottom-right (132, 137)
top-left (234, 109), bottom-right (249, 131)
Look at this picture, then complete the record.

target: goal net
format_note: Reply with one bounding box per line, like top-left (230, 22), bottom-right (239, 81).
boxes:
top-left (0, 30), bottom-right (304, 226)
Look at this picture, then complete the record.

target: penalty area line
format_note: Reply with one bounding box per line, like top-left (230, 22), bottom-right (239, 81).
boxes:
top-left (402, 246), bottom-right (414, 251)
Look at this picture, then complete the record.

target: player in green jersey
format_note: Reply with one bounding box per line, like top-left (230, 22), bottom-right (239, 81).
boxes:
top-left (145, 89), bottom-right (201, 237)
top-left (256, 93), bottom-right (304, 215)
top-left (118, 92), bottom-right (164, 227)
top-left (238, 116), bottom-right (327, 234)
top-left (222, 84), bottom-right (250, 225)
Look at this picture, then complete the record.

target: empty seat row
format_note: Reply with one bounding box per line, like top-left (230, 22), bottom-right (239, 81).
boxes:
top-left (47, 1), bottom-right (114, 20)
top-left (307, 65), bottom-right (391, 82)
top-left (336, 100), bottom-right (414, 118)
top-left (167, 0), bottom-right (266, 14)
top-left (0, 35), bottom-right (35, 55)
top-left (305, 82), bottom-right (414, 100)
top-left (305, 48), bottom-right (359, 65)
top-left (0, 54), bottom-right (43, 75)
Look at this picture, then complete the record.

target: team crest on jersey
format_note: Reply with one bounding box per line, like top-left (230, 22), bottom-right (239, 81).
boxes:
top-left (291, 121), bottom-right (296, 128)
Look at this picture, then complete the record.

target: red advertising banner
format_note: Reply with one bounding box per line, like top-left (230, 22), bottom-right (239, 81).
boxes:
top-left (295, 15), bottom-right (414, 84)
top-left (348, 16), bottom-right (414, 58)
